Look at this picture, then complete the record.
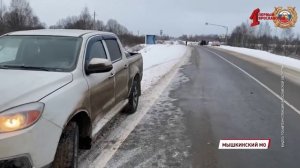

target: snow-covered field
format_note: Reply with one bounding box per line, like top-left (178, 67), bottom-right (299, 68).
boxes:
top-left (220, 45), bottom-right (300, 71)
top-left (140, 44), bottom-right (188, 93)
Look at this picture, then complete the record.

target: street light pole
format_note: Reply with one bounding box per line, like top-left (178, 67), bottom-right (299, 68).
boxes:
top-left (205, 22), bottom-right (229, 44)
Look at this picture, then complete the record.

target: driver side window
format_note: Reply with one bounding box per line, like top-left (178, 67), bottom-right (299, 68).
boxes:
top-left (87, 41), bottom-right (107, 61)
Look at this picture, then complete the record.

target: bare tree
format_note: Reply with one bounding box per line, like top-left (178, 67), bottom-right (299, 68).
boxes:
top-left (0, 0), bottom-right (44, 34)
top-left (106, 19), bottom-right (129, 35)
top-left (76, 7), bottom-right (93, 29)
top-left (52, 7), bottom-right (94, 30)
top-left (257, 22), bottom-right (272, 38)
top-left (0, 1), bottom-right (6, 17)
top-left (95, 20), bottom-right (105, 31)
top-left (2, 0), bottom-right (44, 32)
top-left (295, 34), bottom-right (300, 57)
top-left (51, 7), bottom-right (143, 47)
top-left (281, 28), bottom-right (294, 42)
top-left (281, 28), bottom-right (295, 56)
top-left (228, 22), bottom-right (250, 47)
top-left (0, 2), bottom-right (7, 34)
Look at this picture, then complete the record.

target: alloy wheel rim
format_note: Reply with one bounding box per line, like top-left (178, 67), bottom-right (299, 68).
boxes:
top-left (132, 85), bottom-right (138, 109)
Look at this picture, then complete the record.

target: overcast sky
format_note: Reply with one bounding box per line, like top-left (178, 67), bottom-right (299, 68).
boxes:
top-left (2, 0), bottom-right (300, 37)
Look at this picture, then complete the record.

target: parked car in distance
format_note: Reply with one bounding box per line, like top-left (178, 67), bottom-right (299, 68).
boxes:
top-left (211, 41), bottom-right (221, 46)
top-left (0, 29), bottom-right (143, 168)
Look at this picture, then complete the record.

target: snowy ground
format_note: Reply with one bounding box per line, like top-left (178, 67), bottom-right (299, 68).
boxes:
top-left (219, 45), bottom-right (300, 72)
top-left (79, 44), bottom-right (190, 168)
top-left (140, 44), bottom-right (187, 93)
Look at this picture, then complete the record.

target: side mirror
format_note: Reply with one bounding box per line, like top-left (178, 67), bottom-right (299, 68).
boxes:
top-left (86, 58), bottom-right (113, 74)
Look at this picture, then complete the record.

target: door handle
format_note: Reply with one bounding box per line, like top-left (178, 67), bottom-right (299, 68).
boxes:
top-left (124, 64), bottom-right (128, 69)
top-left (109, 72), bottom-right (115, 78)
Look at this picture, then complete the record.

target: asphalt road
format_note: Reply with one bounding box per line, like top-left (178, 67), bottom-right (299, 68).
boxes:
top-left (105, 46), bottom-right (300, 168)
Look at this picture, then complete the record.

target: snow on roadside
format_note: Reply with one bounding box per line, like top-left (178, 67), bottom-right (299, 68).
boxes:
top-left (219, 45), bottom-right (300, 71)
top-left (140, 44), bottom-right (187, 93)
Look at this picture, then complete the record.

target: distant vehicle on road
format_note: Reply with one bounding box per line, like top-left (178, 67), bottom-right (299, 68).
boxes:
top-left (199, 40), bottom-right (208, 45)
top-left (211, 41), bottom-right (221, 46)
top-left (0, 29), bottom-right (143, 168)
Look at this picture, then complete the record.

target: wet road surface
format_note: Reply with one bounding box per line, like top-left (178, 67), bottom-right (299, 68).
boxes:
top-left (105, 46), bottom-right (300, 168)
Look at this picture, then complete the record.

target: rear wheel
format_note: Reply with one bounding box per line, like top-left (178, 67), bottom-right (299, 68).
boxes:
top-left (52, 122), bottom-right (79, 168)
top-left (125, 79), bottom-right (140, 114)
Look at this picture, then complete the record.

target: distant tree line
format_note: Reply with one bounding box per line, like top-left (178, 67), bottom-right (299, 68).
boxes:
top-left (0, 0), bottom-right (45, 34)
top-left (228, 22), bottom-right (300, 58)
top-left (178, 34), bottom-right (221, 42)
top-left (49, 7), bottom-right (144, 47)
top-left (0, 0), bottom-right (144, 47)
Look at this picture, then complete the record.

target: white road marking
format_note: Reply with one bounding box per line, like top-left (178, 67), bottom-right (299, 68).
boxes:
top-left (205, 48), bottom-right (300, 115)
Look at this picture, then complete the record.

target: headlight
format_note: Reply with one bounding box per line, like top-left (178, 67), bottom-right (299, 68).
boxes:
top-left (0, 103), bottom-right (44, 133)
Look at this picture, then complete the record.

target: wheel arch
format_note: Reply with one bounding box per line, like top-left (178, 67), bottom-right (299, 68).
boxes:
top-left (68, 111), bottom-right (92, 149)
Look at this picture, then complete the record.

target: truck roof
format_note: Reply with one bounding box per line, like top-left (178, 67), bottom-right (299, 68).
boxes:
top-left (6, 29), bottom-right (115, 37)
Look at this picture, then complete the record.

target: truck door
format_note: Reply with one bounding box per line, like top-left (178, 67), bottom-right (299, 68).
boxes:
top-left (85, 37), bottom-right (115, 119)
top-left (104, 38), bottom-right (129, 104)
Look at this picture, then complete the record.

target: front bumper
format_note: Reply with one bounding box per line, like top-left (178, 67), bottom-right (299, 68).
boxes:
top-left (0, 117), bottom-right (62, 168)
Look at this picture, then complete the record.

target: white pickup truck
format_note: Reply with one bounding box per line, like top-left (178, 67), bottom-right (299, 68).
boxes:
top-left (0, 29), bottom-right (143, 168)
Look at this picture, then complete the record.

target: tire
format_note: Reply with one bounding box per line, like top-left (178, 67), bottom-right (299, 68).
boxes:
top-left (52, 122), bottom-right (79, 168)
top-left (125, 79), bottom-right (140, 114)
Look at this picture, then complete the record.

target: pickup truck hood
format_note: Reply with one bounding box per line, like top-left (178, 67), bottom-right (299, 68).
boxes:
top-left (0, 69), bottom-right (73, 112)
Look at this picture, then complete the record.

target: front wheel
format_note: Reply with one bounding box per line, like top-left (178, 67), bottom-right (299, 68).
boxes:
top-left (125, 79), bottom-right (140, 114)
top-left (52, 122), bottom-right (79, 168)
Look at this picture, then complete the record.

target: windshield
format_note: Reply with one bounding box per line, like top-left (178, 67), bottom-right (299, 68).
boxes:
top-left (0, 35), bottom-right (82, 71)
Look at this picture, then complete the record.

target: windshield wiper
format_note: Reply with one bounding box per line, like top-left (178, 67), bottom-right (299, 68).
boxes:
top-left (0, 65), bottom-right (50, 71)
